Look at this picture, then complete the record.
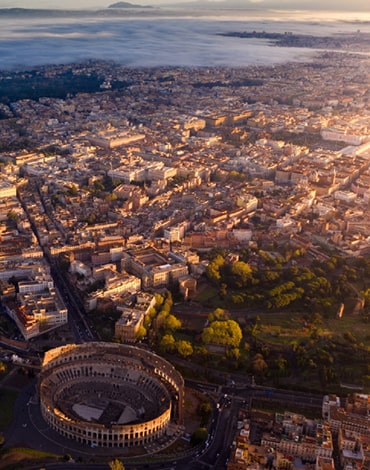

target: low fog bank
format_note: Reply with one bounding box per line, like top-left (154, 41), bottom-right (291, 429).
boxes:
top-left (1, 15), bottom-right (367, 70)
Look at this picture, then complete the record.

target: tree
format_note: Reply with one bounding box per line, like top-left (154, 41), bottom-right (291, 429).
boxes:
top-left (268, 281), bottom-right (303, 307)
top-left (8, 275), bottom-right (18, 288)
top-left (252, 353), bottom-right (268, 375)
top-left (262, 269), bottom-right (281, 283)
top-left (202, 319), bottom-right (242, 348)
top-left (143, 309), bottom-right (155, 329)
top-left (274, 356), bottom-right (287, 376)
top-left (362, 287), bottom-right (370, 307)
top-left (135, 325), bottom-right (147, 342)
top-left (176, 340), bottom-right (193, 358)
top-left (227, 347), bottom-right (240, 360)
top-left (206, 254), bottom-right (224, 282)
top-left (219, 282), bottom-right (227, 299)
top-left (105, 192), bottom-right (117, 202)
top-left (164, 314), bottom-right (182, 331)
top-left (290, 340), bottom-right (299, 352)
top-left (307, 276), bottom-right (332, 297)
top-left (165, 291), bottom-right (173, 306)
top-left (109, 459), bottom-right (125, 470)
top-left (159, 333), bottom-right (176, 352)
top-left (155, 311), bottom-right (169, 330)
top-left (194, 345), bottom-right (208, 359)
top-left (343, 331), bottom-right (357, 344)
top-left (208, 308), bottom-right (229, 323)
top-left (191, 427), bottom-right (208, 445)
top-left (231, 293), bottom-right (244, 305)
top-left (93, 179), bottom-right (105, 192)
top-left (229, 260), bottom-right (252, 288)
top-left (197, 400), bottom-right (212, 424)
top-left (7, 210), bottom-right (18, 221)
top-left (250, 316), bottom-right (261, 337)
top-left (154, 293), bottom-right (165, 306)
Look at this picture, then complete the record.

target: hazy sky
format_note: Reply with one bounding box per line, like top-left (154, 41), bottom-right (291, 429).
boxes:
top-left (1, 0), bottom-right (143, 7)
top-left (0, 0), bottom-right (369, 10)
top-left (0, 0), bottom-right (106, 7)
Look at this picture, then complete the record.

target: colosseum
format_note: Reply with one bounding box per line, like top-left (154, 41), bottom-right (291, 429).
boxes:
top-left (38, 342), bottom-right (184, 450)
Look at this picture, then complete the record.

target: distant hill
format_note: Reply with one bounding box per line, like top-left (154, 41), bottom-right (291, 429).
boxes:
top-left (108, 2), bottom-right (153, 8)
top-left (0, 6), bottom-right (156, 18)
top-left (0, 8), bottom-right (88, 17)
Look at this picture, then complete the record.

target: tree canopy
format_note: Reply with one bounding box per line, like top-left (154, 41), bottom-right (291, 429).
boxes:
top-left (108, 459), bottom-right (125, 470)
top-left (202, 319), bottom-right (242, 348)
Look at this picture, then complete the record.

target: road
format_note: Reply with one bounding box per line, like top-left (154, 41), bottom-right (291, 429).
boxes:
top-left (2, 371), bottom-right (325, 470)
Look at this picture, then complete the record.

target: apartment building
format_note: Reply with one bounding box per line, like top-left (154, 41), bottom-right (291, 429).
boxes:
top-left (122, 246), bottom-right (189, 289)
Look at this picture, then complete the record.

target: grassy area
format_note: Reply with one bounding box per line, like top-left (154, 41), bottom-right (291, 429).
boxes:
top-left (254, 312), bottom-right (311, 345)
top-left (0, 390), bottom-right (17, 432)
top-left (255, 311), bottom-right (370, 347)
top-left (0, 447), bottom-right (59, 470)
top-left (325, 315), bottom-right (370, 344)
top-left (88, 306), bottom-right (121, 341)
top-left (246, 309), bottom-right (370, 392)
top-left (251, 400), bottom-right (322, 420)
top-left (193, 285), bottom-right (219, 304)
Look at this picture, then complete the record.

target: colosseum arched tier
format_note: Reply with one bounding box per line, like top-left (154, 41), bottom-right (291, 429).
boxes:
top-left (38, 342), bottom-right (184, 450)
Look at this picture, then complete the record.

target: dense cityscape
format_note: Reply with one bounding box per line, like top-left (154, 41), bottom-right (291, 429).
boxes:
top-left (0, 22), bottom-right (369, 470)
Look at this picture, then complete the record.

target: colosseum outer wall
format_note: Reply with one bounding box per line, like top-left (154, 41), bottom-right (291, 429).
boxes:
top-left (38, 342), bottom-right (184, 449)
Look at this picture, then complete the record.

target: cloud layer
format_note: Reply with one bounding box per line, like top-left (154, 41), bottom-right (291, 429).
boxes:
top-left (0, 13), bottom-right (368, 70)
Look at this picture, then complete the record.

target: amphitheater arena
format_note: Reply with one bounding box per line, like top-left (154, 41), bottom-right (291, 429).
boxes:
top-left (38, 342), bottom-right (184, 449)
